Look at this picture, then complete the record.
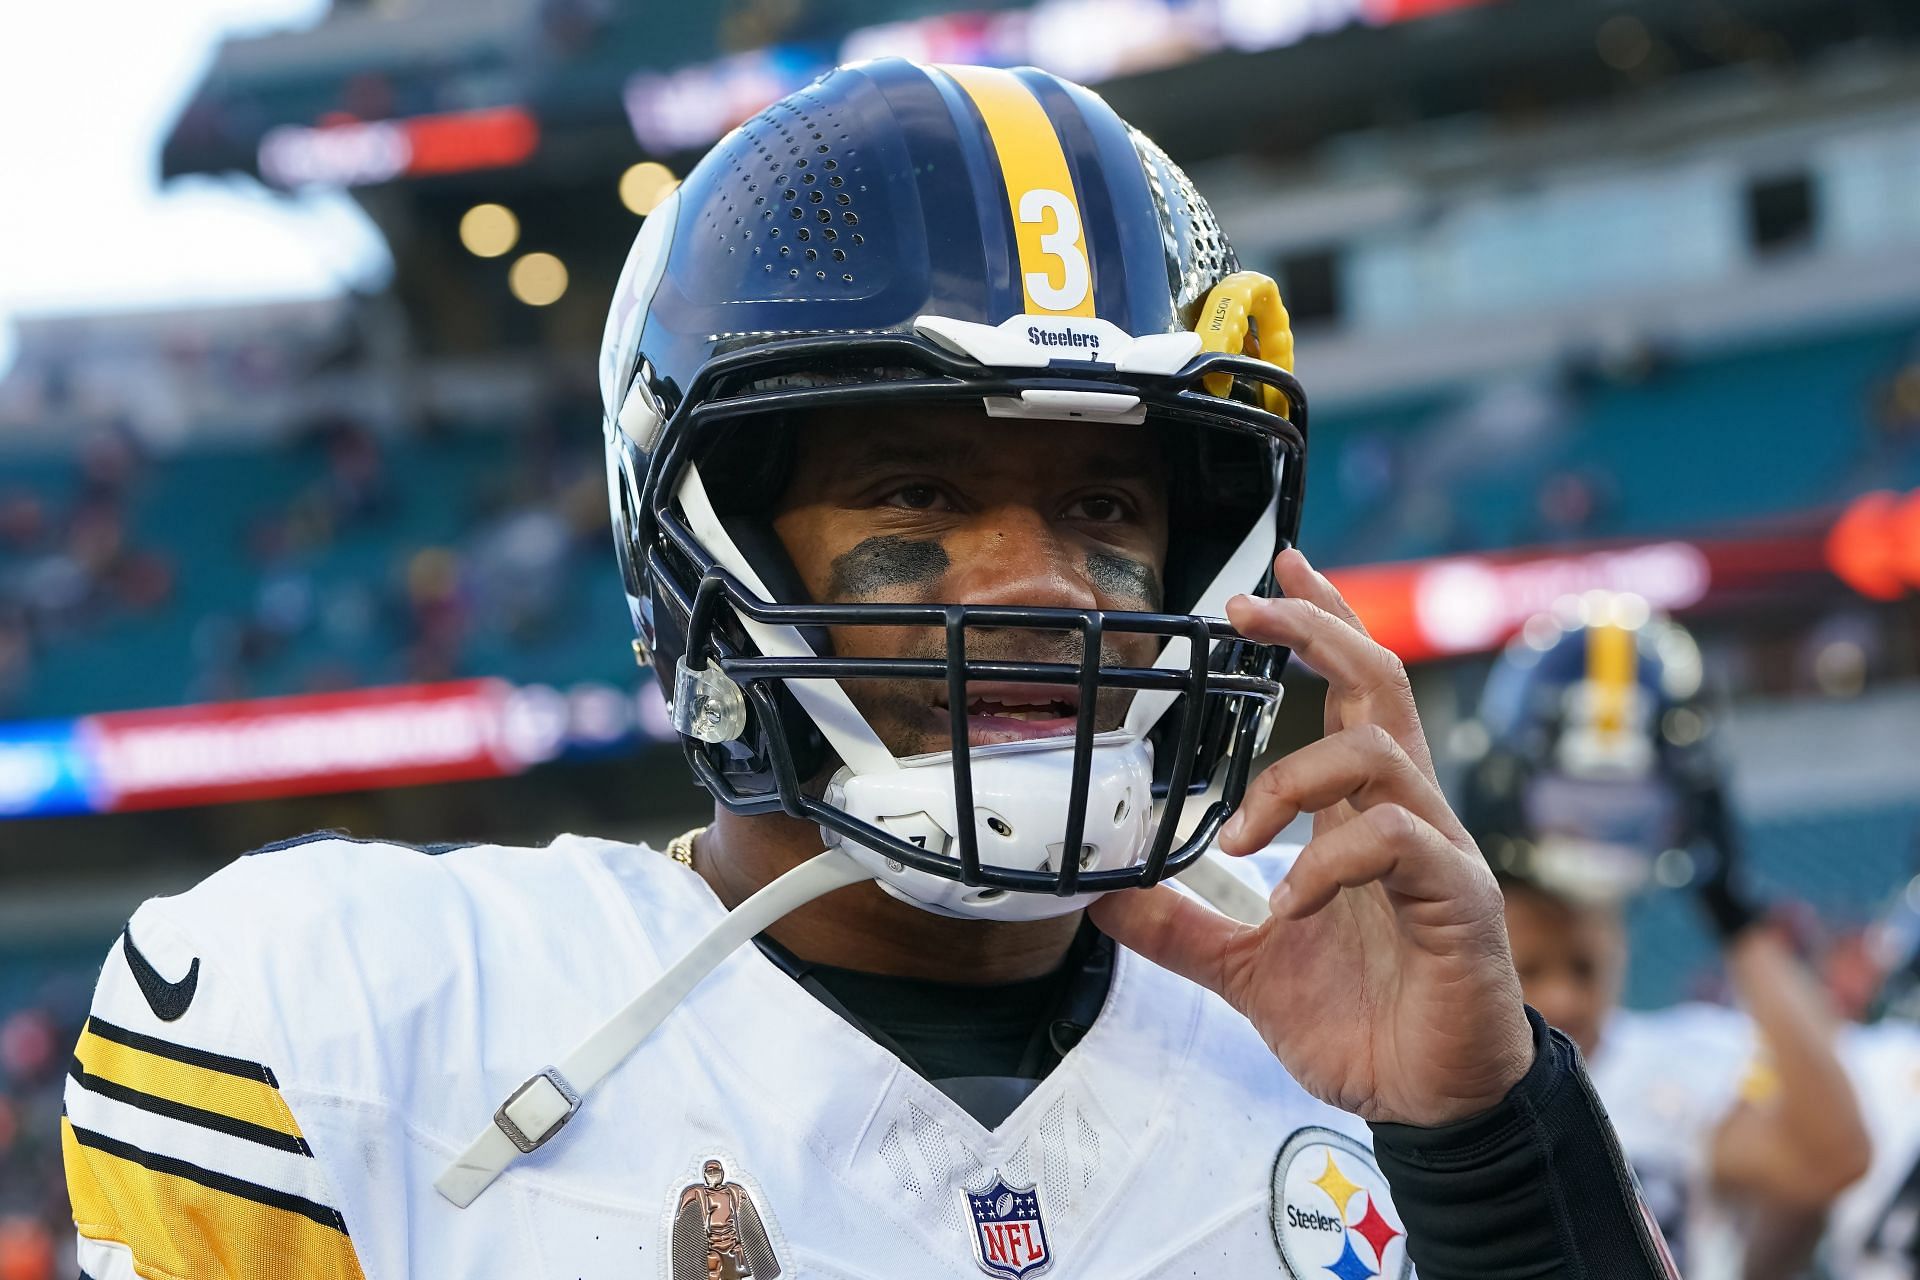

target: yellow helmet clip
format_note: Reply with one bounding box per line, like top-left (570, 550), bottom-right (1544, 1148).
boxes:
top-left (1195, 271), bottom-right (1294, 417)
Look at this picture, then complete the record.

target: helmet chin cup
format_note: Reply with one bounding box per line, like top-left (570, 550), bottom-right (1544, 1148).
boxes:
top-left (825, 733), bottom-right (1156, 921)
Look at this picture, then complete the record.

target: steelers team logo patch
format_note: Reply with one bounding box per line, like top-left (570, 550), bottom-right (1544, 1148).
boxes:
top-left (1269, 1127), bottom-right (1410, 1280)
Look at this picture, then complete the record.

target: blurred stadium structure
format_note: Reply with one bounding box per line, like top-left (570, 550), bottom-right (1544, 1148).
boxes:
top-left (4, 0), bottom-right (1920, 1270)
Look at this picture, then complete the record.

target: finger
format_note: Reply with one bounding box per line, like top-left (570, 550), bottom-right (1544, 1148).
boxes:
top-left (1224, 593), bottom-right (1436, 781)
top-left (1276, 802), bottom-right (1487, 922)
top-left (1273, 547), bottom-right (1370, 639)
top-left (1088, 884), bottom-right (1253, 1002)
top-left (1226, 594), bottom-right (1405, 706)
top-left (1220, 723), bottom-right (1443, 855)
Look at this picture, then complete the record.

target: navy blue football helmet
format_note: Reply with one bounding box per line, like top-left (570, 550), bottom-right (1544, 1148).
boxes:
top-left (1461, 594), bottom-right (1721, 903)
top-left (599, 60), bottom-right (1306, 917)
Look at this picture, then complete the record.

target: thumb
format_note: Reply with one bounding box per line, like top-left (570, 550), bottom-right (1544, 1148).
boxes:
top-left (1089, 885), bottom-right (1253, 1003)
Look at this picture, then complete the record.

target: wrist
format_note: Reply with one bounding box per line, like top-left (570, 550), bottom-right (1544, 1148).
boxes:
top-left (1697, 875), bottom-right (1761, 942)
top-left (1407, 1018), bottom-right (1537, 1128)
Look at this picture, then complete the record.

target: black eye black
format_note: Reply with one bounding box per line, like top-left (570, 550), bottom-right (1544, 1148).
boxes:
top-left (892, 485), bottom-right (940, 509)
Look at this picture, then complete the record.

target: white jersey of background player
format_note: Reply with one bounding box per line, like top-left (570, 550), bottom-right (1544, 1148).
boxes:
top-left (1825, 1018), bottom-right (1920, 1277)
top-left (1821, 889), bottom-right (1920, 1279)
top-left (1585, 1002), bottom-right (1759, 1280)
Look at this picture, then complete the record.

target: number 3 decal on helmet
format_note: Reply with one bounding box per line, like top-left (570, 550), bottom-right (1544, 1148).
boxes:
top-left (1019, 189), bottom-right (1089, 313)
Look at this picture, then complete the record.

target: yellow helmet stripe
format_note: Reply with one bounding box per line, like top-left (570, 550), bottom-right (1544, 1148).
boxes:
top-left (935, 64), bottom-right (1096, 318)
top-left (1587, 621), bottom-right (1635, 737)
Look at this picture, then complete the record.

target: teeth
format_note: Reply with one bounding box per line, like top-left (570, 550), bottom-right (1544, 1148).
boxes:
top-left (967, 698), bottom-right (1073, 720)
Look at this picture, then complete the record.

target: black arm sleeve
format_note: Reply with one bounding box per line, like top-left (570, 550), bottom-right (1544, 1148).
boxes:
top-left (1367, 1007), bottom-right (1679, 1280)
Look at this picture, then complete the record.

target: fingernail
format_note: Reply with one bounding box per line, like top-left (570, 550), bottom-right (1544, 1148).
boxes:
top-left (1270, 880), bottom-right (1294, 916)
top-left (1221, 811), bottom-right (1246, 846)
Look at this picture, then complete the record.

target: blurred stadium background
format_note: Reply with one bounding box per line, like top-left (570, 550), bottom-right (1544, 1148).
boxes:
top-left (4, 0), bottom-right (1920, 1271)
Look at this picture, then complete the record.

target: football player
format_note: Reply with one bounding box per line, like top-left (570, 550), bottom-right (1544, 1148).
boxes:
top-left (64, 61), bottom-right (1680, 1279)
top-left (1463, 596), bottom-right (1869, 1280)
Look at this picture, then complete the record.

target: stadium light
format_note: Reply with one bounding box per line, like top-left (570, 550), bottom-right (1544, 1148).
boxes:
top-left (620, 161), bottom-right (679, 216)
top-left (1596, 16), bottom-right (1652, 71)
top-left (460, 203), bottom-right (520, 258)
top-left (509, 252), bottom-right (569, 306)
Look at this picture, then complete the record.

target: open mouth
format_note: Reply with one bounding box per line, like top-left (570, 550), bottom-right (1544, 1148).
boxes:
top-left (935, 681), bottom-right (1083, 745)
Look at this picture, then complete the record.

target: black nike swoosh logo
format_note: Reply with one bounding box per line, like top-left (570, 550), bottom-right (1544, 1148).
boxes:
top-left (122, 928), bottom-right (199, 1022)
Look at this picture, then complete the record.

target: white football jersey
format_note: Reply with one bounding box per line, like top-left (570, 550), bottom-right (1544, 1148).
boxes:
top-left (64, 833), bottom-right (1416, 1280)
top-left (1824, 1019), bottom-right (1920, 1279)
top-left (1585, 1003), bottom-right (1756, 1280)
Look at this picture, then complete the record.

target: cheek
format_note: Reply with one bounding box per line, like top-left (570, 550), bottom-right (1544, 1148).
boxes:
top-left (829, 622), bottom-right (931, 660)
top-left (770, 506), bottom-right (838, 601)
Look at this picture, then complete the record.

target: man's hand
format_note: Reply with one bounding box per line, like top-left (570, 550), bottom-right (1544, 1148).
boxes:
top-left (1091, 549), bottom-right (1534, 1127)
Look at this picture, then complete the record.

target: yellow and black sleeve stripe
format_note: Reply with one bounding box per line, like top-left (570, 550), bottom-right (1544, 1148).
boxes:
top-left (71, 1017), bottom-right (310, 1155)
top-left (64, 1017), bottom-right (366, 1280)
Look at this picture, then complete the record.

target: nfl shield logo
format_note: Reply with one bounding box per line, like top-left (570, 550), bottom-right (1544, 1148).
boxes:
top-left (964, 1174), bottom-right (1053, 1278)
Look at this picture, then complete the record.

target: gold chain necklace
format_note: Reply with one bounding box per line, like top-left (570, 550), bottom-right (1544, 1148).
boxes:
top-left (663, 825), bottom-right (707, 868)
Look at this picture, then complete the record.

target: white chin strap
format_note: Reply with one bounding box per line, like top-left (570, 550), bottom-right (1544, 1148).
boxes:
top-left (432, 828), bottom-right (1274, 1209)
top-left (435, 847), bottom-right (876, 1208)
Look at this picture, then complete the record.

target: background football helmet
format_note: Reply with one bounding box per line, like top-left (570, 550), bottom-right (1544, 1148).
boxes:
top-left (1461, 592), bottom-right (1724, 904)
top-left (598, 59), bottom-right (1307, 918)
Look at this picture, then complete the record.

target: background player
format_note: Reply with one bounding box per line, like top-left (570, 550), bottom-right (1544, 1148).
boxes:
top-left (1461, 594), bottom-right (1869, 1279)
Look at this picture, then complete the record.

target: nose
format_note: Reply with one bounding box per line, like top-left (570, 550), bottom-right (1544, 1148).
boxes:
top-left (941, 503), bottom-right (1097, 612)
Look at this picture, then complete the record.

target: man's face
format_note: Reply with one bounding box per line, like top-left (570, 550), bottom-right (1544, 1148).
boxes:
top-left (771, 404), bottom-right (1169, 759)
top-left (1501, 879), bottom-right (1626, 1059)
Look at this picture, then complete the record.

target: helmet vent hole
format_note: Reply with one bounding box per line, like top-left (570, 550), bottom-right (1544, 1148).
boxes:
top-left (966, 889), bottom-right (1008, 906)
top-left (986, 816), bottom-right (1013, 838)
top-left (708, 93), bottom-right (868, 297)
top-left (1113, 798), bottom-right (1129, 823)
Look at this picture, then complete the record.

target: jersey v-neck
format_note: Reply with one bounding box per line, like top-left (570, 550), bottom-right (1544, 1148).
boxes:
top-left (752, 923), bottom-right (1114, 1127)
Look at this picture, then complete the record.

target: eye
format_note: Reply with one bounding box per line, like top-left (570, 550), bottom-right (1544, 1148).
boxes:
top-left (1063, 493), bottom-right (1131, 523)
top-left (882, 483), bottom-right (950, 512)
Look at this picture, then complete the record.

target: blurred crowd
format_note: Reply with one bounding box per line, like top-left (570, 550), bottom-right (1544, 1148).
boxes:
top-left (0, 384), bottom-right (616, 719)
top-left (0, 988), bottom-right (84, 1280)
top-left (0, 431), bottom-right (174, 709)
